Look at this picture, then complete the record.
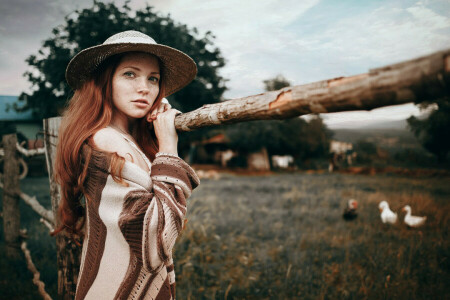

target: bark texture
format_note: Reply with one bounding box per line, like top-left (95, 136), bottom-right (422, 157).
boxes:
top-left (43, 117), bottom-right (81, 300)
top-left (2, 134), bottom-right (21, 260)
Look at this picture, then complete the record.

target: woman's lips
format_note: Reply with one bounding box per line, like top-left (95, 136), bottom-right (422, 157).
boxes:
top-left (132, 100), bottom-right (149, 108)
top-left (133, 99), bottom-right (149, 104)
top-left (132, 99), bottom-right (148, 108)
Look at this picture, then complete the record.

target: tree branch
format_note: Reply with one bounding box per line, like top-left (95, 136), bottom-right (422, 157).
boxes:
top-left (175, 49), bottom-right (450, 131)
top-left (16, 143), bottom-right (46, 157)
top-left (0, 181), bottom-right (54, 225)
top-left (40, 218), bottom-right (55, 232)
top-left (21, 239), bottom-right (53, 300)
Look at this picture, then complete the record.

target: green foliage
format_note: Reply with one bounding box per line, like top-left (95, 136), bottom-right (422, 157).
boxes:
top-left (263, 74), bottom-right (290, 91)
top-left (407, 97), bottom-right (450, 162)
top-left (17, 1), bottom-right (227, 119)
top-left (354, 140), bottom-right (378, 164)
top-left (226, 115), bottom-right (331, 161)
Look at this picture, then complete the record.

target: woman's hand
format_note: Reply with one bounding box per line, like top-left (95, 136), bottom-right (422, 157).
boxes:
top-left (146, 98), bottom-right (171, 122)
top-left (153, 108), bottom-right (181, 155)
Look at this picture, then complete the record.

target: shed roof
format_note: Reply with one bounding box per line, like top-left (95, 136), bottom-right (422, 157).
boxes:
top-left (0, 95), bottom-right (35, 121)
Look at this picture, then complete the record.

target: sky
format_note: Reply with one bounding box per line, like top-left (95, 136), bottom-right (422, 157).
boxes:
top-left (0, 0), bottom-right (449, 128)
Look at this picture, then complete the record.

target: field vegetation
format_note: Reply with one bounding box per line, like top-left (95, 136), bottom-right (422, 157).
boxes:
top-left (0, 172), bottom-right (449, 299)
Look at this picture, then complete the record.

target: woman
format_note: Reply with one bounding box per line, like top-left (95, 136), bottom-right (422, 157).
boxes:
top-left (53, 30), bottom-right (200, 300)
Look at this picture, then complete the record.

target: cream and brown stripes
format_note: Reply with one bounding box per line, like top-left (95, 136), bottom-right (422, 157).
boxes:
top-left (75, 144), bottom-right (199, 300)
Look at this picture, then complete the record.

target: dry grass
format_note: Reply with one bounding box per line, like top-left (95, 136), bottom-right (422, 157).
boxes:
top-left (174, 173), bottom-right (450, 299)
top-left (0, 174), bottom-right (449, 299)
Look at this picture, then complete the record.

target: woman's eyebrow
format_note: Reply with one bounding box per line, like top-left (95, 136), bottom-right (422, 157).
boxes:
top-left (122, 65), bottom-right (160, 74)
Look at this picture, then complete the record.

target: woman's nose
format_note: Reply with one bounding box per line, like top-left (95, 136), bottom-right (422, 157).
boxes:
top-left (136, 79), bottom-right (150, 94)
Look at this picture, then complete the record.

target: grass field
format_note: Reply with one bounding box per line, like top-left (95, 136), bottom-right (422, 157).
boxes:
top-left (1, 172), bottom-right (449, 299)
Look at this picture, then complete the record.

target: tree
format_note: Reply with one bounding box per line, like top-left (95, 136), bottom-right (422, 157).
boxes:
top-left (16, 1), bottom-right (227, 119)
top-left (407, 97), bottom-right (450, 162)
top-left (263, 74), bottom-right (290, 91)
top-left (226, 115), bottom-right (330, 160)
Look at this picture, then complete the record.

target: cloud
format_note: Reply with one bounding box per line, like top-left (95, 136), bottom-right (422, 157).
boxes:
top-left (151, 0), bottom-right (320, 98)
top-left (289, 1), bottom-right (450, 66)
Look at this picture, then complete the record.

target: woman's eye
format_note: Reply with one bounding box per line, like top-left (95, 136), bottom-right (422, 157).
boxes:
top-left (149, 76), bottom-right (159, 83)
top-left (124, 71), bottom-right (135, 78)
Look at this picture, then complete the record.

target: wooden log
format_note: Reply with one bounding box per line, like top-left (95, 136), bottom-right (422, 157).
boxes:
top-left (43, 117), bottom-right (81, 300)
top-left (2, 134), bottom-right (21, 260)
top-left (175, 49), bottom-right (450, 131)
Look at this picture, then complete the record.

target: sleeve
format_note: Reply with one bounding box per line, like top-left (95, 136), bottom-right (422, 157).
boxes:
top-left (142, 153), bottom-right (200, 272)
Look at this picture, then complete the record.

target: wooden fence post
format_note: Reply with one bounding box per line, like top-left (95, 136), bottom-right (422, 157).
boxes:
top-left (43, 117), bottom-right (81, 300)
top-left (2, 134), bottom-right (21, 260)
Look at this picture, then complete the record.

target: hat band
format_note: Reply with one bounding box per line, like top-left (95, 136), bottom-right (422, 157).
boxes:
top-left (106, 36), bottom-right (157, 45)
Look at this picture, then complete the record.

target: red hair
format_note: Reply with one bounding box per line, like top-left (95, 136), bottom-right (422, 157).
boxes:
top-left (52, 53), bottom-right (165, 240)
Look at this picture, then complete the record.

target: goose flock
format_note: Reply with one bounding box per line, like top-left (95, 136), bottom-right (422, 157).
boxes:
top-left (342, 199), bottom-right (427, 228)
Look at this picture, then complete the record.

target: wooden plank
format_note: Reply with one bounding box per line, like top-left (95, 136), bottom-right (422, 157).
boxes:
top-left (174, 49), bottom-right (450, 131)
top-left (43, 117), bottom-right (81, 300)
top-left (2, 134), bottom-right (21, 260)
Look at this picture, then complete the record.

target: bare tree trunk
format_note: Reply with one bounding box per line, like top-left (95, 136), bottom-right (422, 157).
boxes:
top-left (175, 49), bottom-right (450, 131)
top-left (2, 134), bottom-right (21, 260)
top-left (43, 118), bottom-right (81, 300)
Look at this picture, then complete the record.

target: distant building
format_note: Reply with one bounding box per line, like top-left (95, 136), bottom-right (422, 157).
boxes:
top-left (0, 95), bottom-right (43, 146)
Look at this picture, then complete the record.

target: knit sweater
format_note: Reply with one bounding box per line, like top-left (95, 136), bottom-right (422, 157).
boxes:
top-left (75, 142), bottom-right (200, 300)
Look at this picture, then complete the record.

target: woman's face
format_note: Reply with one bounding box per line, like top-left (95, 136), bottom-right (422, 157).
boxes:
top-left (111, 52), bottom-right (160, 122)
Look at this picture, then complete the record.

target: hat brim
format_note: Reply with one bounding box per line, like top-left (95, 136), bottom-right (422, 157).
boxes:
top-left (65, 42), bottom-right (197, 97)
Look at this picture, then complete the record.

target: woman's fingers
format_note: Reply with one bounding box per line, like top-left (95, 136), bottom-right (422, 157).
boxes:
top-left (146, 100), bottom-right (172, 122)
top-left (158, 102), bottom-right (171, 114)
top-left (153, 108), bottom-right (180, 154)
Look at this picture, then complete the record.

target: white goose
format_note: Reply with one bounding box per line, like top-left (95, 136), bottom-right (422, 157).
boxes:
top-left (402, 205), bottom-right (427, 228)
top-left (378, 201), bottom-right (398, 224)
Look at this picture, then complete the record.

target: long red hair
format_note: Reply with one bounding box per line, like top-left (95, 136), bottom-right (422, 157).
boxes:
top-left (52, 53), bottom-right (166, 239)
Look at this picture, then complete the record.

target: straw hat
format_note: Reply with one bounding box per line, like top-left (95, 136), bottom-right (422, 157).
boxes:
top-left (65, 30), bottom-right (197, 96)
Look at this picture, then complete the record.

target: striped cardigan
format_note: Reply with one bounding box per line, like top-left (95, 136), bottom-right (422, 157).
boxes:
top-left (76, 144), bottom-right (200, 300)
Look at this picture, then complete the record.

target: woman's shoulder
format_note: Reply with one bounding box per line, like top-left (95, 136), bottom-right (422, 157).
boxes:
top-left (92, 127), bottom-right (136, 162)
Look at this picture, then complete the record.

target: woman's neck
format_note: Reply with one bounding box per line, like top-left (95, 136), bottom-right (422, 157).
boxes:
top-left (110, 114), bottom-right (136, 135)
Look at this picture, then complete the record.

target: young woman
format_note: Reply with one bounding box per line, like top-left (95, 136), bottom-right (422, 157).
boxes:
top-left (53, 30), bottom-right (200, 300)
